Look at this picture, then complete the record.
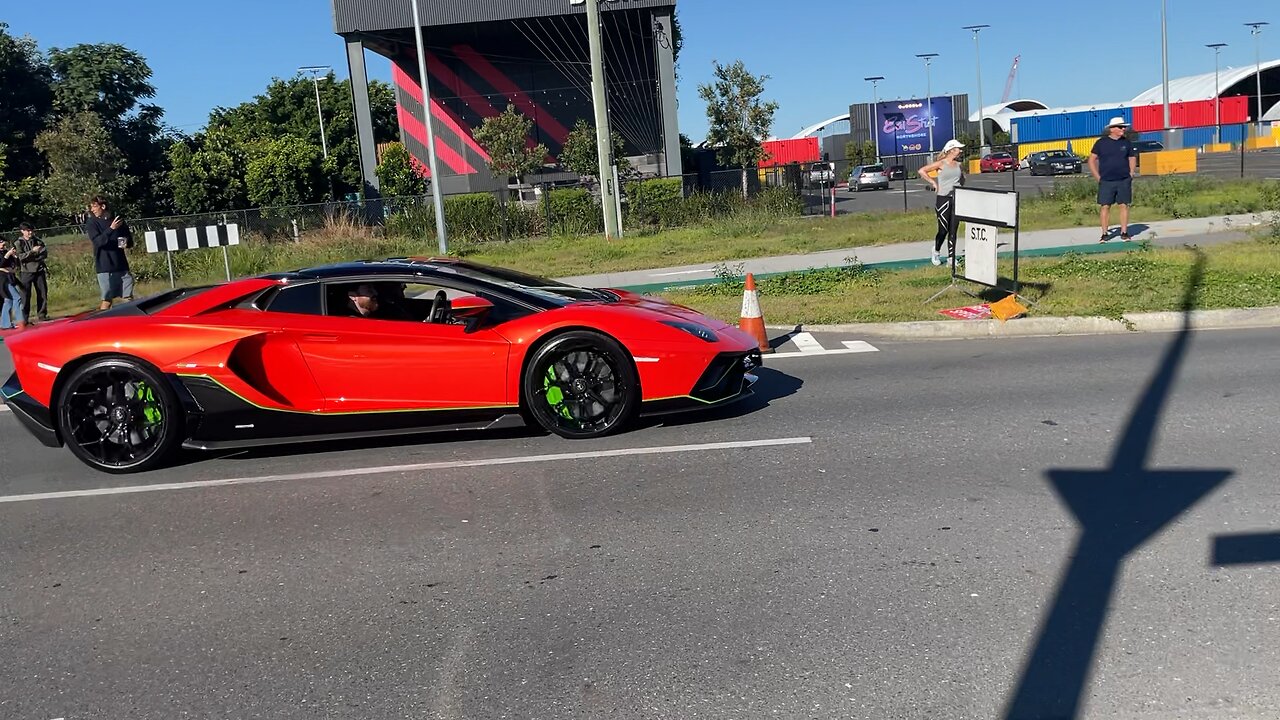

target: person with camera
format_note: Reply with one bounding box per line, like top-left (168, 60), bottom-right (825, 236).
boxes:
top-left (86, 195), bottom-right (135, 310)
top-left (0, 237), bottom-right (25, 330)
top-left (15, 222), bottom-right (49, 323)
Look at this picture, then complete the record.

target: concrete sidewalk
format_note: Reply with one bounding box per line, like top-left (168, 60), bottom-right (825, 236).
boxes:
top-left (558, 212), bottom-right (1271, 291)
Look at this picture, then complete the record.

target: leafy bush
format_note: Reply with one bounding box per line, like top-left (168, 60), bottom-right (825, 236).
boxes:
top-left (626, 177), bottom-right (685, 228)
top-left (547, 188), bottom-right (601, 236)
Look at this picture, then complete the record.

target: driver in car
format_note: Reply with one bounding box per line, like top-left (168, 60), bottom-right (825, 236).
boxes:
top-left (346, 283), bottom-right (414, 321)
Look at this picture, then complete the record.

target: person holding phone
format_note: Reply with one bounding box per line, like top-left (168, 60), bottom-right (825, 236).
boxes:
top-left (0, 238), bottom-right (25, 330)
top-left (85, 195), bottom-right (135, 310)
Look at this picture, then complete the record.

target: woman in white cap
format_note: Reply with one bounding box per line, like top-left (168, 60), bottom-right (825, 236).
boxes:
top-left (919, 138), bottom-right (966, 266)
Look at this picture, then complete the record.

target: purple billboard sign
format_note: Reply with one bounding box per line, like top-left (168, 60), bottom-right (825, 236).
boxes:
top-left (876, 97), bottom-right (955, 156)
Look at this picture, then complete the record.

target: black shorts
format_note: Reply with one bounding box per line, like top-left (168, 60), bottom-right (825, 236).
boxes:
top-left (1097, 178), bottom-right (1133, 206)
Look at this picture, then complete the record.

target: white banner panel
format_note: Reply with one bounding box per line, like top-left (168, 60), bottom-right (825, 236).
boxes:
top-left (963, 222), bottom-right (1000, 287)
top-left (955, 188), bottom-right (1018, 227)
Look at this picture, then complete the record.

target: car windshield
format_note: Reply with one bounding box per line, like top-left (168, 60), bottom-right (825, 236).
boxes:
top-left (440, 262), bottom-right (615, 305)
top-left (1046, 151), bottom-right (1070, 157)
top-left (862, 165), bottom-right (884, 173)
top-left (992, 153), bottom-right (1011, 159)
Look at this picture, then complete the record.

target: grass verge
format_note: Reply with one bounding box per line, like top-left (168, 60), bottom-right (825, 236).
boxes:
top-left (660, 238), bottom-right (1280, 325)
top-left (28, 176), bottom-right (1280, 319)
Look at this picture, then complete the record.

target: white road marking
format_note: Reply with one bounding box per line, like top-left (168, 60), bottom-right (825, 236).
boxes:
top-left (789, 332), bottom-right (826, 353)
top-left (650, 269), bottom-right (712, 277)
top-left (0, 405), bottom-right (10, 413)
top-left (0, 437), bottom-right (814, 505)
top-left (841, 341), bottom-right (881, 353)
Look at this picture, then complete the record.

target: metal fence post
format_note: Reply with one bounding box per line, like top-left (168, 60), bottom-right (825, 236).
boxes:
top-left (543, 182), bottom-right (552, 237)
top-left (166, 251), bottom-right (175, 289)
top-left (222, 246), bottom-right (231, 282)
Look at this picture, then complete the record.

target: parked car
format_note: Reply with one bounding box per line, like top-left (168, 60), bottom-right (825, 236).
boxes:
top-left (805, 162), bottom-right (836, 188)
top-left (848, 163), bottom-right (890, 192)
top-left (1027, 149), bottom-right (1083, 175)
top-left (886, 164), bottom-right (907, 180)
top-left (980, 151), bottom-right (1016, 172)
top-left (1132, 140), bottom-right (1165, 154)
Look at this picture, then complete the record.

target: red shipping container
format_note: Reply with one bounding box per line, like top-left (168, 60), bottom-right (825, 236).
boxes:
top-left (1132, 104), bottom-right (1164, 132)
top-left (759, 137), bottom-right (820, 168)
top-left (1220, 96), bottom-right (1249, 124)
top-left (1171, 99), bottom-right (1216, 128)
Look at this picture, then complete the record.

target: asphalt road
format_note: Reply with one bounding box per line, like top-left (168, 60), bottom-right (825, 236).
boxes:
top-left (818, 147), bottom-right (1280, 215)
top-left (2, 327), bottom-right (1279, 719)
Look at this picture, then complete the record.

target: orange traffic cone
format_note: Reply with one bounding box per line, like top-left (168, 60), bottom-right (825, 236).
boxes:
top-left (739, 273), bottom-right (772, 354)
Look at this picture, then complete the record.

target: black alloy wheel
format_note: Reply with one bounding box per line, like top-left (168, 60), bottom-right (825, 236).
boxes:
top-left (57, 357), bottom-right (183, 473)
top-left (523, 331), bottom-right (638, 439)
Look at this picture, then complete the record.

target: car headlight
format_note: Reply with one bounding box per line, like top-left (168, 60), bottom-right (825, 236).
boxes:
top-left (661, 320), bottom-right (718, 343)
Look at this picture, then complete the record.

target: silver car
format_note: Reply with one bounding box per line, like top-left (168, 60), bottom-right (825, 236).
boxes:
top-left (849, 163), bottom-right (889, 192)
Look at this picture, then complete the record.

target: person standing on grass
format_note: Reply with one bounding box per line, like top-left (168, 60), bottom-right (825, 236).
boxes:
top-left (85, 195), bottom-right (135, 310)
top-left (15, 222), bottom-right (49, 323)
top-left (1089, 117), bottom-right (1137, 242)
top-left (919, 138), bottom-right (967, 266)
top-left (0, 238), bottom-right (25, 330)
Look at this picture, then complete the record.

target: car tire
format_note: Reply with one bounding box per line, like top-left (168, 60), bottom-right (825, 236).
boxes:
top-left (56, 356), bottom-right (184, 474)
top-left (522, 331), bottom-right (639, 440)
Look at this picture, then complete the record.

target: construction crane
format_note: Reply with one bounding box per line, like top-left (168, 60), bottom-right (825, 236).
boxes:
top-left (1001, 55), bottom-right (1021, 103)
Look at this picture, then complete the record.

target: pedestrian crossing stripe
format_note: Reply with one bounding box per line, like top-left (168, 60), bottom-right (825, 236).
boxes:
top-left (144, 224), bottom-right (241, 254)
top-left (767, 332), bottom-right (880, 359)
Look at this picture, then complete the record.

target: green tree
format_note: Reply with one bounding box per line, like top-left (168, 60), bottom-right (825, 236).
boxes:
top-left (47, 42), bottom-right (174, 216)
top-left (166, 128), bottom-right (249, 213)
top-left (207, 73), bottom-right (398, 200)
top-left (244, 135), bottom-right (324, 208)
top-left (0, 23), bottom-right (53, 221)
top-left (844, 139), bottom-right (878, 166)
top-left (558, 119), bottom-right (629, 180)
top-left (375, 142), bottom-right (428, 198)
top-left (35, 111), bottom-right (133, 218)
top-left (0, 144), bottom-right (43, 226)
top-left (472, 104), bottom-right (548, 185)
top-left (697, 60), bottom-right (778, 197)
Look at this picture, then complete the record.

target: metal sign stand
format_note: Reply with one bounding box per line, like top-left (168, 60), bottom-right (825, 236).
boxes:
top-left (926, 186), bottom-right (1036, 306)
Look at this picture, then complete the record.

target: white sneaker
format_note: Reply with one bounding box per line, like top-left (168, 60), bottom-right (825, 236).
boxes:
top-left (931, 252), bottom-right (942, 266)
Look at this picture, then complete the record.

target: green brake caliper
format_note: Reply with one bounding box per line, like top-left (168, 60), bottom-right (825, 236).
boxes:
top-left (135, 381), bottom-right (163, 426)
top-left (544, 366), bottom-right (573, 420)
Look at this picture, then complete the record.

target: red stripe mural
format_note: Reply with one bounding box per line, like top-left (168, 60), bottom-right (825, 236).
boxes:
top-left (451, 44), bottom-right (571, 145)
top-left (392, 63), bottom-right (492, 162)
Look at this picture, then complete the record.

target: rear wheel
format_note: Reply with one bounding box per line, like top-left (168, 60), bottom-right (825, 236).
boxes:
top-left (522, 331), bottom-right (638, 439)
top-left (57, 357), bottom-right (183, 474)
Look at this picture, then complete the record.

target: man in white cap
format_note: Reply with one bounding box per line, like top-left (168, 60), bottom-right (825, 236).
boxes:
top-left (1088, 117), bottom-right (1137, 242)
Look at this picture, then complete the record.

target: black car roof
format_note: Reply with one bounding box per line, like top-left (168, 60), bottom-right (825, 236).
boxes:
top-left (263, 257), bottom-right (488, 282)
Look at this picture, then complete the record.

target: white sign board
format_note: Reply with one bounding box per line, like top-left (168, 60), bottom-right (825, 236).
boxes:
top-left (955, 188), bottom-right (1018, 227)
top-left (964, 222), bottom-right (1000, 287)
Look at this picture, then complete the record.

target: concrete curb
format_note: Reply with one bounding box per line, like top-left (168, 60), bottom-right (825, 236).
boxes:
top-left (773, 306), bottom-right (1280, 340)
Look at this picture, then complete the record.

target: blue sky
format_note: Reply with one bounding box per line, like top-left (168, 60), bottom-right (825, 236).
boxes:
top-left (4, 0), bottom-right (1276, 141)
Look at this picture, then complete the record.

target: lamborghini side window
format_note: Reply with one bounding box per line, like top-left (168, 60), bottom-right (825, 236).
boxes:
top-left (264, 282), bottom-right (324, 316)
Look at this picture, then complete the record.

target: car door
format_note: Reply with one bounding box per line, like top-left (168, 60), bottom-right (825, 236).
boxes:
top-left (278, 279), bottom-right (513, 412)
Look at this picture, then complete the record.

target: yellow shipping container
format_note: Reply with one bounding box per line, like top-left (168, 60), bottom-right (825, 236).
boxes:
top-left (1202, 143), bottom-right (1233, 153)
top-left (1139, 149), bottom-right (1197, 175)
top-left (1015, 137), bottom-right (1098, 164)
top-left (1245, 135), bottom-right (1280, 150)
top-left (968, 158), bottom-right (983, 174)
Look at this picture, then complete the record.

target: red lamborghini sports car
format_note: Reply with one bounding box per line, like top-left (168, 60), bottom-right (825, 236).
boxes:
top-left (2, 258), bottom-right (763, 474)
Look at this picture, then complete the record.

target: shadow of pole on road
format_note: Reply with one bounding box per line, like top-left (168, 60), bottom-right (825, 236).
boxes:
top-left (1002, 249), bottom-right (1234, 719)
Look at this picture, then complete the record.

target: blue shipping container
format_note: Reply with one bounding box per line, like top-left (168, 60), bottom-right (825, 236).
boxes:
top-left (1180, 127), bottom-right (1215, 147)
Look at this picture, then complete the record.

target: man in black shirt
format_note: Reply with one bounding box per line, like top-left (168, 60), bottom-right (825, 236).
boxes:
top-left (15, 222), bottom-right (49, 323)
top-left (1088, 117), bottom-right (1138, 242)
top-left (85, 195), bottom-right (135, 310)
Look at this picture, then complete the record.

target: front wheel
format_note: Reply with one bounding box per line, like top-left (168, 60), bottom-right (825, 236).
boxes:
top-left (57, 356), bottom-right (183, 474)
top-left (522, 331), bottom-right (639, 439)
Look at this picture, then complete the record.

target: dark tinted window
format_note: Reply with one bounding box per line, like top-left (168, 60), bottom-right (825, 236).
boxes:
top-left (862, 165), bottom-right (884, 173)
top-left (265, 282), bottom-right (324, 315)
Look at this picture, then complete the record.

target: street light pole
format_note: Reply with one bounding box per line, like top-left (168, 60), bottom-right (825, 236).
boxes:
top-left (1161, 0), bottom-right (1170, 130)
top-left (298, 66), bottom-right (331, 159)
top-left (865, 75), bottom-right (884, 161)
top-left (585, 0), bottom-right (621, 239)
top-left (1246, 22), bottom-right (1270, 135)
top-left (916, 53), bottom-right (939, 154)
top-left (1207, 43), bottom-right (1228, 144)
top-left (411, 0), bottom-right (449, 253)
top-left (963, 25), bottom-right (989, 149)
